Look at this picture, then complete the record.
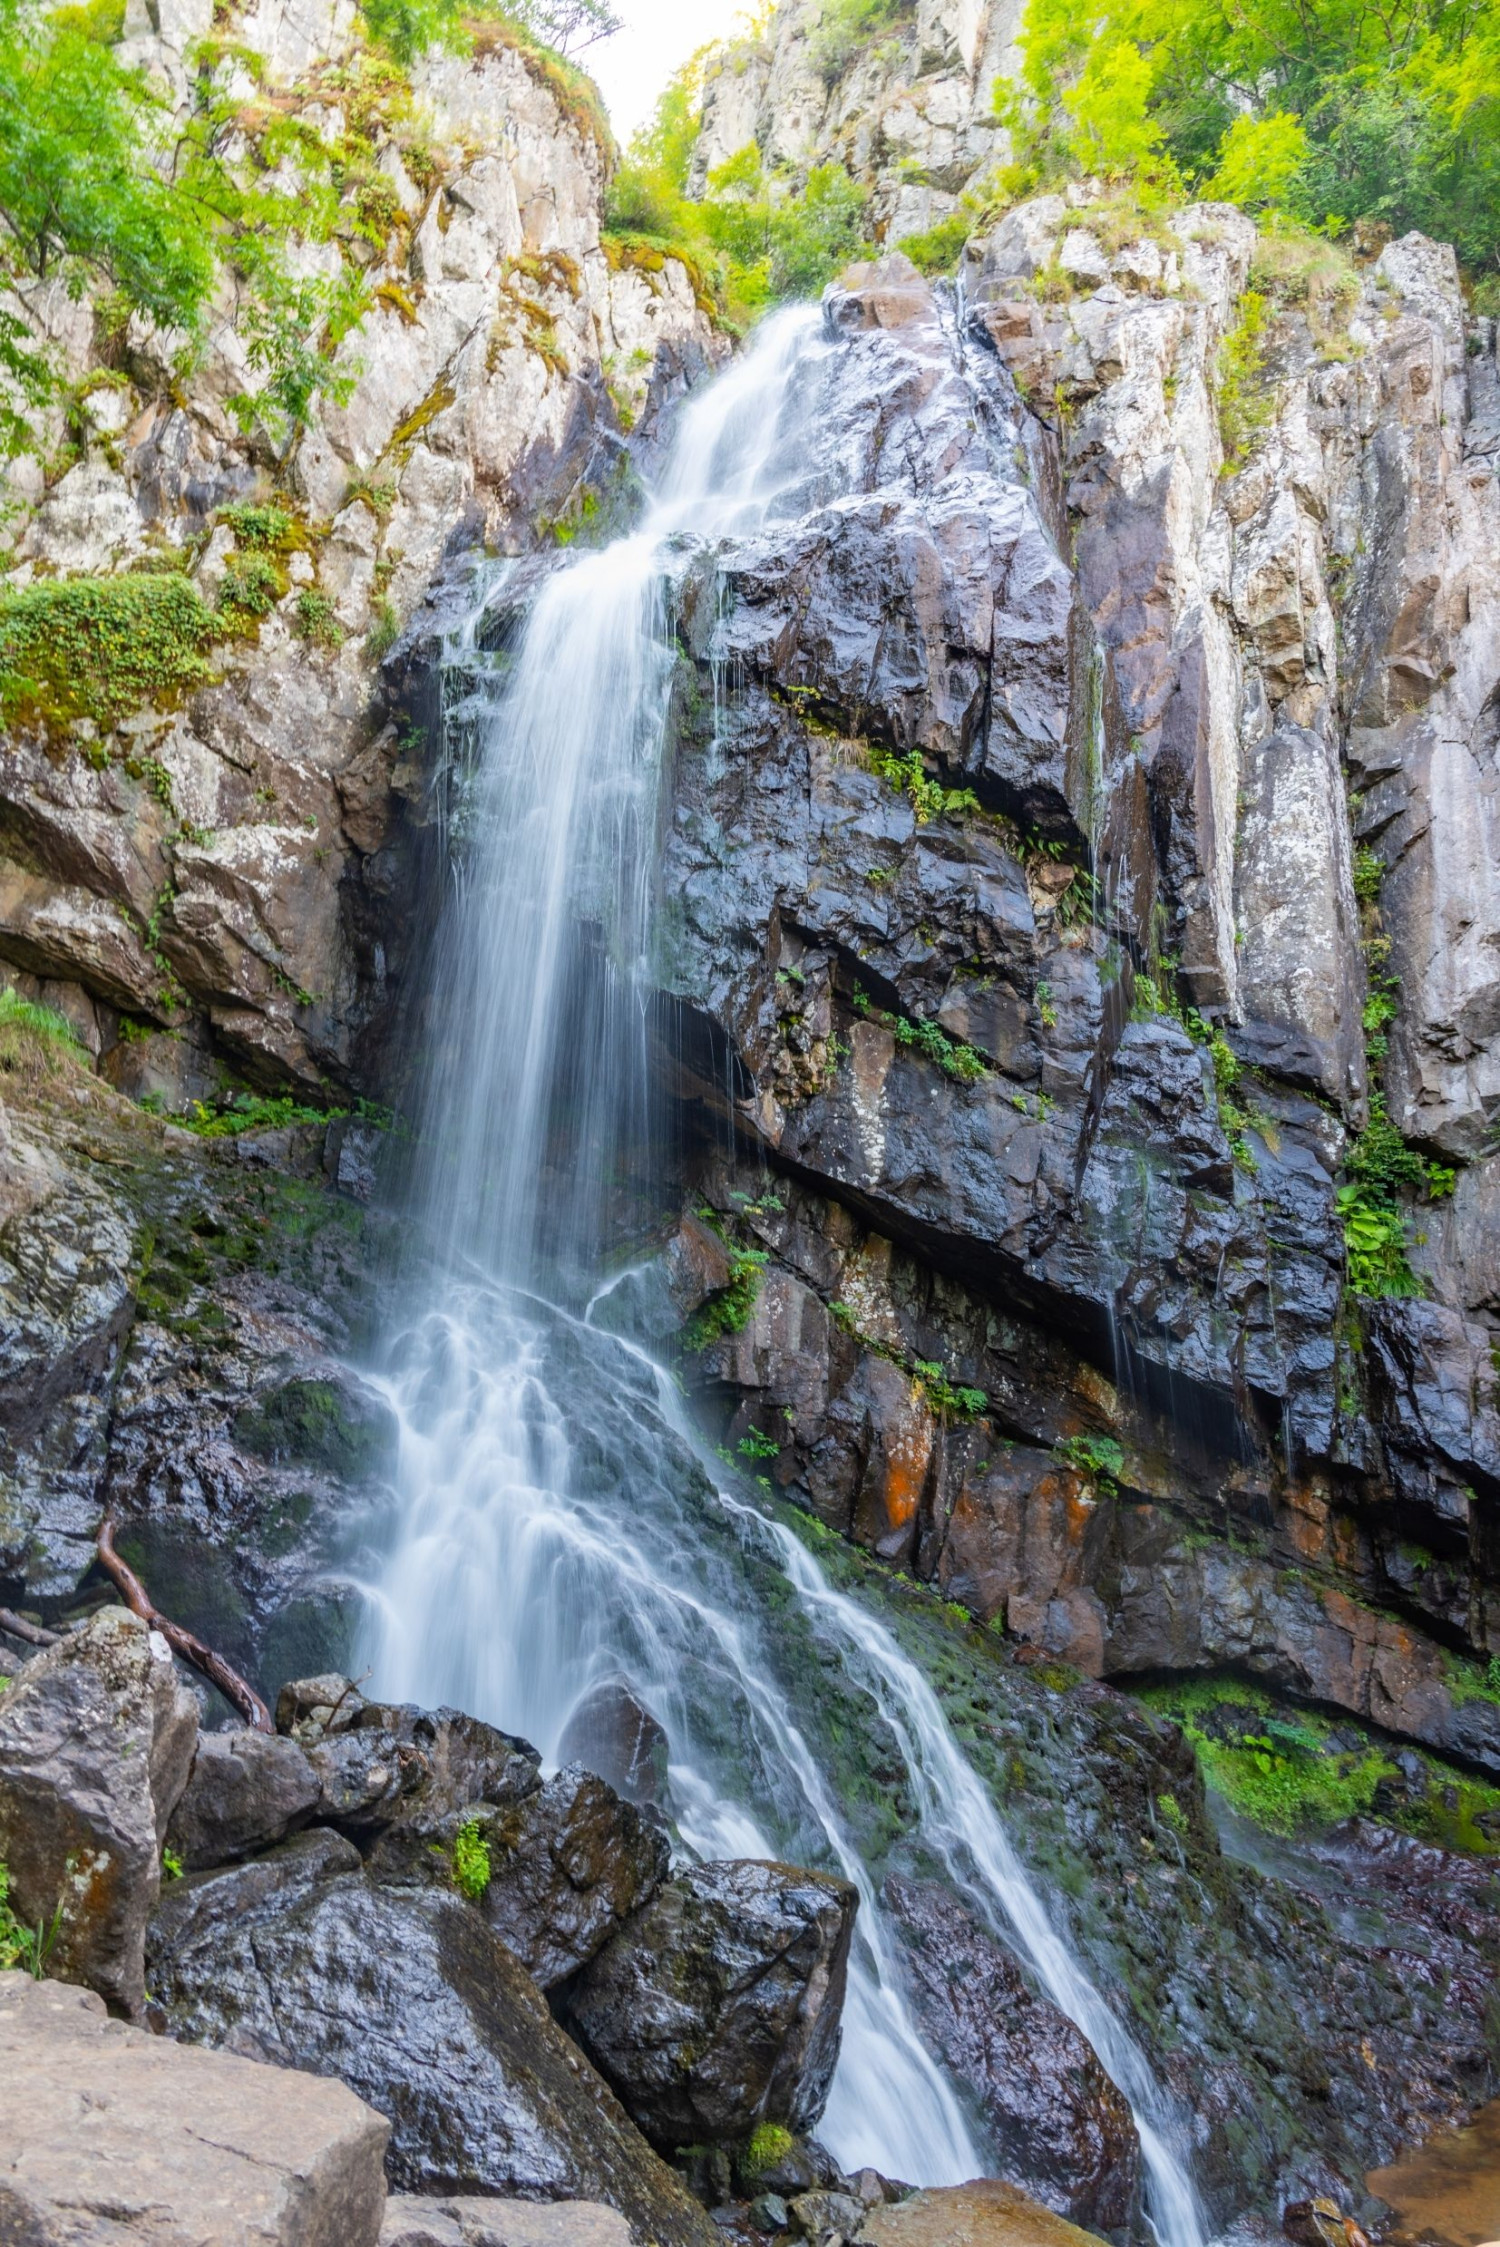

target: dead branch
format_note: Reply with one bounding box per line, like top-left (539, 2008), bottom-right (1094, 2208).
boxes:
top-left (0, 1605), bottom-right (59, 1649)
top-left (97, 1517), bottom-right (273, 1733)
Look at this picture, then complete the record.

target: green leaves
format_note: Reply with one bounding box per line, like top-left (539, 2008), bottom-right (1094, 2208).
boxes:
top-left (999, 0), bottom-right (1500, 272)
top-left (452, 1817), bottom-right (492, 1899)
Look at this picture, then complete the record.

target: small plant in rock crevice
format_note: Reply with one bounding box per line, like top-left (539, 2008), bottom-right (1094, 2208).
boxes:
top-left (829, 1300), bottom-right (989, 1420)
top-left (866, 744), bottom-right (980, 825)
top-left (0, 1860), bottom-right (63, 1978)
top-left (682, 1243), bottom-right (769, 1351)
top-left (851, 984), bottom-right (988, 1084)
top-left (452, 1817), bottom-right (491, 1900)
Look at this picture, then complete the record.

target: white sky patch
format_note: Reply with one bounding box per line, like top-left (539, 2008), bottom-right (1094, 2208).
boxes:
top-left (586, 0), bottom-right (757, 146)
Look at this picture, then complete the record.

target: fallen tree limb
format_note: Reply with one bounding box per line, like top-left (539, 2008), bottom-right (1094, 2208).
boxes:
top-left (97, 1517), bottom-right (273, 1733)
top-left (0, 1606), bottom-right (59, 1649)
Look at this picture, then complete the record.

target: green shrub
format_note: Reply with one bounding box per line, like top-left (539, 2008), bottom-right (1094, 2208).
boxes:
top-left (1054, 1432), bottom-right (1126, 1484)
top-left (866, 744), bottom-right (979, 824)
top-left (178, 1092), bottom-right (338, 1137)
top-left (0, 574), bottom-right (214, 733)
top-left (218, 550), bottom-right (285, 628)
top-left (895, 213), bottom-right (970, 274)
top-left (293, 589), bottom-right (345, 648)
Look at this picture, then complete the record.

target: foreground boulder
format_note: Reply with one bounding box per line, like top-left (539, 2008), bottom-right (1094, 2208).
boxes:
top-left (146, 1835), bottom-right (716, 2247)
top-left (0, 1968), bottom-right (388, 2245)
top-left (470, 1766), bottom-right (669, 1989)
top-left (382, 2201), bottom-right (632, 2247)
top-left (561, 1859), bottom-right (858, 2145)
top-left (860, 2180), bottom-right (1111, 2247)
top-left (885, 1877), bottom-right (1140, 2231)
top-left (0, 1608), bottom-right (196, 2014)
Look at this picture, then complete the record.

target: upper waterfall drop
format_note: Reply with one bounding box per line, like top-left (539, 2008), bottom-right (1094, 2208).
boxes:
top-left (353, 299), bottom-right (1207, 2246)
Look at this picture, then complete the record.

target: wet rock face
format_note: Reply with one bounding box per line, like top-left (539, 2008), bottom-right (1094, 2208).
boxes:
top-left (0, 1607), bottom-right (197, 2016)
top-left (657, 223), bottom-right (1500, 1807)
top-left (561, 1859), bottom-right (858, 2147)
top-left (883, 1876), bottom-right (1141, 2231)
top-left (146, 1838), bottom-right (717, 2247)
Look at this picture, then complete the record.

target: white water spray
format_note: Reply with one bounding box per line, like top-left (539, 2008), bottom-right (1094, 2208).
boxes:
top-left (354, 302), bottom-right (1206, 2246)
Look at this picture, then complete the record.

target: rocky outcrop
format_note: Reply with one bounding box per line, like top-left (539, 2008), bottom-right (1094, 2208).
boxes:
top-left (0, 0), bottom-right (714, 1103)
top-left (0, 1052), bottom-right (397, 1661)
top-left (0, 1967), bottom-right (390, 2246)
top-left (0, 1607), bottom-right (196, 2015)
top-left (561, 1859), bottom-right (858, 2147)
top-left (147, 1842), bottom-right (715, 2246)
top-left (637, 223), bottom-right (1500, 1784)
top-left (690, 0), bottom-right (1022, 250)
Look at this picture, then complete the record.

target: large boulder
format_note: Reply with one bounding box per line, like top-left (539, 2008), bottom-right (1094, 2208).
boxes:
top-left (884, 1876), bottom-right (1141, 2232)
top-left (0, 1968), bottom-right (388, 2246)
top-left (368, 1765), bottom-right (670, 1991)
top-left (166, 1725), bottom-right (322, 1869)
top-left (286, 1684), bottom-right (543, 1836)
top-left (560, 1859), bottom-right (858, 2147)
top-left (860, 2179), bottom-right (1113, 2247)
top-left (146, 1835), bottom-right (716, 2247)
top-left (381, 2201), bottom-right (632, 2247)
top-left (0, 1607), bottom-right (196, 2015)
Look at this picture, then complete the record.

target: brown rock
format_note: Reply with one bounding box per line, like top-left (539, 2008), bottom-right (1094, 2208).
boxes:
top-left (858, 2180), bottom-right (1110, 2247)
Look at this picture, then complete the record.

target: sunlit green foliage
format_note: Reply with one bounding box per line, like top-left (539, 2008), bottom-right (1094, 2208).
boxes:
top-left (997, 0), bottom-right (1500, 279)
top-left (603, 48), bottom-right (873, 326)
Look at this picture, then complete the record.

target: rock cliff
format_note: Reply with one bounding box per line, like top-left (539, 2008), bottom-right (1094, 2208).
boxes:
top-left (0, 0), bottom-right (713, 1105)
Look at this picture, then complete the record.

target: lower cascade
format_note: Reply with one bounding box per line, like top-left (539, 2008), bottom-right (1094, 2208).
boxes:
top-left (351, 306), bottom-right (1206, 2246)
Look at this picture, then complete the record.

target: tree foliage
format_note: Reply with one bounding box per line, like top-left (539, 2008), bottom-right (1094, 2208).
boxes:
top-left (604, 50), bottom-right (873, 326)
top-left (998, 0), bottom-right (1500, 278)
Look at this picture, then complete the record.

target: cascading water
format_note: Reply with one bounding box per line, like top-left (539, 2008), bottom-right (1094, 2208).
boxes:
top-left (352, 302), bottom-right (1208, 2247)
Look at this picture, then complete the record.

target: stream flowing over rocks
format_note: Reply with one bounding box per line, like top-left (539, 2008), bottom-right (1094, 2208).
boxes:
top-left (1, 0), bottom-right (1499, 2242)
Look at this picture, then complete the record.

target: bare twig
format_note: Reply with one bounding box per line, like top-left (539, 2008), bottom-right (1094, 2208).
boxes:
top-left (97, 1517), bottom-right (273, 1733)
top-left (0, 1606), bottom-right (59, 1649)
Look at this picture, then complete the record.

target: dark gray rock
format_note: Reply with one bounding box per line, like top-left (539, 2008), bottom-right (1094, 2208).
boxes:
top-left (477, 1766), bottom-right (669, 1990)
top-left (166, 1726), bottom-right (321, 1869)
top-left (364, 1764), bottom-right (669, 1991)
top-left (561, 1859), bottom-right (857, 2147)
top-left (147, 1855), bottom-right (716, 2247)
top-left (0, 1607), bottom-right (196, 2015)
top-left (558, 1682), bottom-right (671, 1808)
top-left (884, 1876), bottom-right (1140, 2232)
top-left (304, 1699), bottom-right (542, 1837)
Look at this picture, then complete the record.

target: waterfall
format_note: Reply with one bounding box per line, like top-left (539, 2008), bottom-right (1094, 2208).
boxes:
top-left (353, 303), bottom-right (1208, 2247)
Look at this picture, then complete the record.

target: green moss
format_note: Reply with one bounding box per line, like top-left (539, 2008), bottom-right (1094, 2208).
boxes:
top-left (742, 2122), bottom-right (795, 2175)
top-left (1140, 1678), bottom-right (1393, 1837)
top-left (0, 573), bottom-right (215, 734)
top-left (234, 1377), bottom-right (390, 1479)
top-left (1443, 1651), bottom-right (1500, 1710)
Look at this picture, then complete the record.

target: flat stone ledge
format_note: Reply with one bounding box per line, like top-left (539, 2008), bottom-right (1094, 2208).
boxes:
top-left (0, 1970), bottom-right (389, 2246)
top-left (382, 2199), bottom-right (633, 2247)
